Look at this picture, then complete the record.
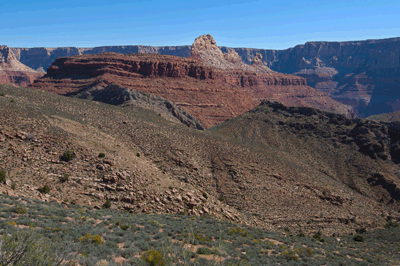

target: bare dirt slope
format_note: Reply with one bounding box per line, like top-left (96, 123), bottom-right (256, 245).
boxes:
top-left (0, 84), bottom-right (399, 236)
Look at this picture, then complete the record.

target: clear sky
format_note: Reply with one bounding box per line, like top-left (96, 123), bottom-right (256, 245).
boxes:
top-left (1, 0), bottom-right (399, 50)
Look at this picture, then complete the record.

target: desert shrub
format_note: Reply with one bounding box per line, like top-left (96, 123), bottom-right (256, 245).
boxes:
top-left (0, 92), bottom-right (5, 96)
top-left (59, 173), bottom-right (69, 183)
top-left (79, 233), bottom-right (102, 245)
top-left (281, 247), bottom-right (313, 262)
top-left (353, 234), bottom-right (364, 242)
top-left (313, 231), bottom-right (325, 242)
top-left (98, 153), bottom-right (106, 158)
top-left (11, 182), bottom-right (16, 190)
top-left (229, 228), bottom-right (251, 237)
top-left (61, 150), bottom-right (75, 162)
top-left (197, 247), bottom-right (212, 255)
top-left (0, 229), bottom-right (72, 265)
top-left (103, 200), bottom-right (111, 208)
top-left (14, 204), bottom-right (27, 214)
top-left (0, 170), bottom-right (6, 184)
top-left (38, 185), bottom-right (50, 194)
top-left (142, 249), bottom-right (165, 266)
top-left (10, 99), bottom-right (15, 103)
top-left (356, 228), bottom-right (367, 234)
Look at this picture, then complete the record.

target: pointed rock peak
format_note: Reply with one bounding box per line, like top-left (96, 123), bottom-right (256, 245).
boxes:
top-left (251, 53), bottom-right (263, 65)
top-left (192, 34), bottom-right (217, 51)
top-left (191, 34), bottom-right (223, 57)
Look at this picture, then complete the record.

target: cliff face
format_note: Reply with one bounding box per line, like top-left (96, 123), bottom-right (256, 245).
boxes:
top-left (226, 38), bottom-right (400, 117)
top-left (11, 46), bottom-right (191, 72)
top-left (0, 46), bottom-right (44, 86)
top-left (30, 52), bottom-right (353, 128)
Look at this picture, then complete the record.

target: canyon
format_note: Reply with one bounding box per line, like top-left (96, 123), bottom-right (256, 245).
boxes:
top-left (29, 35), bottom-right (353, 128)
top-left (0, 46), bottom-right (44, 87)
top-left (9, 36), bottom-right (400, 118)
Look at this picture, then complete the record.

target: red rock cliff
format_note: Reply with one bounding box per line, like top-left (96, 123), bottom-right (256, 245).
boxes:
top-left (31, 52), bottom-right (354, 128)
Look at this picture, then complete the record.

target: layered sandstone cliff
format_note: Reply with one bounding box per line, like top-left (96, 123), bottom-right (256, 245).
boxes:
top-left (225, 38), bottom-right (400, 117)
top-left (0, 46), bottom-right (44, 86)
top-left (12, 36), bottom-right (400, 117)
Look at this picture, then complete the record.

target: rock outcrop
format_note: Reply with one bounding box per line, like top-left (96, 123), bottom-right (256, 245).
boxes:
top-left (0, 46), bottom-right (44, 86)
top-left (30, 51), bottom-right (354, 128)
top-left (191, 34), bottom-right (273, 73)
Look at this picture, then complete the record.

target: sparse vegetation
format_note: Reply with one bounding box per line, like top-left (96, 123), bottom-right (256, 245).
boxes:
top-left (98, 152), bottom-right (106, 158)
top-left (0, 194), bottom-right (398, 265)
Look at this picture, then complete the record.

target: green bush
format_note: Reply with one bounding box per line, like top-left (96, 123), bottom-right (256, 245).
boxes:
top-left (103, 200), bottom-right (111, 209)
top-left (313, 231), bottom-right (325, 242)
top-left (14, 204), bottom-right (27, 214)
top-left (79, 233), bottom-right (102, 245)
top-left (0, 92), bottom-right (5, 96)
top-left (61, 150), bottom-right (75, 162)
top-left (354, 234), bottom-right (364, 242)
top-left (142, 249), bottom-right (165, 266)
top-left (197, 247), bottom-right (212, 255)
top-left (0, 229), bottom-right (72, 265)
top-left (38, 185), bottom-right (51, 194)
top-left (11, 182), bottom-right (16, 190)
top-left (0, 170), bottom-right (6, 184)
top-left (59, 173), bottom-right (69, 183)
top-left (98, 153), bottom-right (106, 158)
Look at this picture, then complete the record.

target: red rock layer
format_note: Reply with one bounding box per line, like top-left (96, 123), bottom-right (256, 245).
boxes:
top-left (31, 53), bottom-right (354, 128)
top-left (0, 71), bottom-right (44, 87)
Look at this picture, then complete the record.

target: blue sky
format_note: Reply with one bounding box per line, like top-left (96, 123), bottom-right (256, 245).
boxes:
top-left (1, 0), bottom-right (399, 49)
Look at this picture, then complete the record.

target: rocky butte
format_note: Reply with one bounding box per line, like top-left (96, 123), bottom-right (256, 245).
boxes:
top-left (30, 35), bottom-right (354, 128)
top-left (0, 46), bottom-right (44, 87)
